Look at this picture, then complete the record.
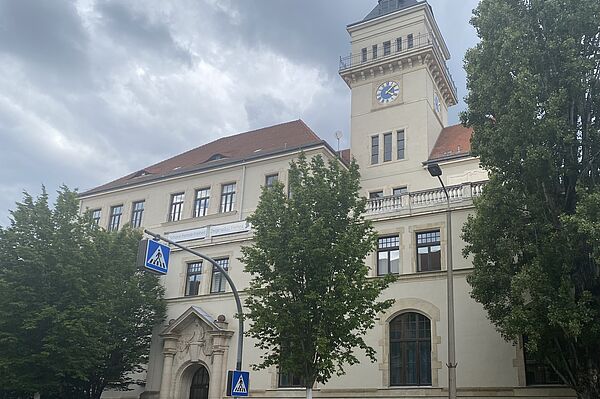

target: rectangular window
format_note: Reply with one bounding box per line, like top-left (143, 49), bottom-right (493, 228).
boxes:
top-left (185, 262), bottom-right (203, 296)
top-left (361, 47), bottom-right (367, 63)
top-left (91, 209), bottom-right (101, 225)
top-left (108, 205), bottom-right (123, 231)
top-left (371, 136), bottom-right (379, 165)
top-left (369, 191), bottom-right (384, 199)
top-left (416, 230), bottom-right (441, 272)
top-left (383, 40), bottom-right (391, 56)
top-left (396, 37), bottom-right (403, 52)
top-left (383, 132), bottom-right (393, 162)
top-left (169, 192), bottom-right (185, 222)
top-left (393, 186), bottom-right (408, 196)
top-left (407, 34), bottom-right (414, 49)
top-left (397, 130), bottom-right (405, 160)
top-left (278, 371), bottom-right (304, 388)
top-left (523, 336), bottom-right (561, 385)
top-left (220, 183), bottom-right (236, 213)
top-left (378, 236), bottom-right (400, 275)
top-left (194, 188), bottom-right (210, 218)
top-left (210, 258), bottom-right (229, 293)
top-left (130, 201), bottom-right (144, 228)
top-left (265, 174), bottom-right (279, 188)
top-left (372, 44), bottom-right (378, 59)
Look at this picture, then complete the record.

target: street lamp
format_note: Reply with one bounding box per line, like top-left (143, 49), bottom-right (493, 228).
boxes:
top-left (427, 163), bottom-right (457, 399)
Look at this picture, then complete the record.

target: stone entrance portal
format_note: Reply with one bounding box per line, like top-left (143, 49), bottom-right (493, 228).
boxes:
top-left (158, 306), bottom-right (234, 399)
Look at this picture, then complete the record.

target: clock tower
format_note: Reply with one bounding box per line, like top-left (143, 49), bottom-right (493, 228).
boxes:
top-left (339, 0), bottom-right (458, 193)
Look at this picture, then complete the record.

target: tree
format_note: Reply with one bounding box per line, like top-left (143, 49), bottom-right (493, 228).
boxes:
top-left (0, 187), bottom-right (166, 399)
top-left (241, 154), bottom-right (395, 399)
top-left (461, 0), bottom-right (600, 397)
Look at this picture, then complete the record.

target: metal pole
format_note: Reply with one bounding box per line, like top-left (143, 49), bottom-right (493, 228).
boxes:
top-left (144, 229), bottom-right (245, 371)
top-left (437, 176), bottom-right (457, 399)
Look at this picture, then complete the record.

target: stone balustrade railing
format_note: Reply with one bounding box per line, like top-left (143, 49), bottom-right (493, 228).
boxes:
top-left (366, 181), bottom-right (486, 216)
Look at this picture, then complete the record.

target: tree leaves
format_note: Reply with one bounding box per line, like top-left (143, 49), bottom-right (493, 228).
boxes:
top-left (241, 154), bottom-right (395, 390)
top-left (0, 187), bottom-right (166, 399)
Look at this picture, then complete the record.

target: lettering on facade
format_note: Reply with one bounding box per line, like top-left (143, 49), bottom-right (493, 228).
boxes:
top-left (166, 221), bottom-right (251, 243)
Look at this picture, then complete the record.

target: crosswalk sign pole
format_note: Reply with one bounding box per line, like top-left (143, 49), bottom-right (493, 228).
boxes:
top-left (143, 229), bottom-right (245, 371)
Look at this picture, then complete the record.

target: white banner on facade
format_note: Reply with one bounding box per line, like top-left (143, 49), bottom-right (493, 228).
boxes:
top-left (211, 220), bottom-right (252, 237)
top-left (166, 227), bottom-right (208, 243)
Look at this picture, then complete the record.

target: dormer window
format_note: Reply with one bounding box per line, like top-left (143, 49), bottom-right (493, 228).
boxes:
top-left (132, 169), bottom-right (150, 178)
top-left (207, 154), bottom-right (226, 162)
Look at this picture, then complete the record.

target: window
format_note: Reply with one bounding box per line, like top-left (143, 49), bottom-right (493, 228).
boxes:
top-left (396, 37), bottom-right (403, 52)
top-left (265, 174), bottom-right (279, 188)
top-left (361, 47), bottom-right (367, 63)
top-left (397, 130), bottom-right (405, 160)
top-left (383, 40), bottom-right (391, 56)
top-left (279, 371), bottom-right (304, 388)
top-left (194, 188), bottom-right (210, 217)
top-left (372, 44), bottom-right (378, 59)
top-left (390, 312), bottom-right (432, 386)
top-left (169, 193), bottom-right (185, 222)
top-left (371, 136), bottom-right (379, 165)
top-left (131, 201), bottom-right (144, 228)
top-left (369, 191), bottom-right (384, 199)
top-left (407, 34), bottom-right (414, 49)
top-left (108, 205), bottom-right (123, 231)
top-left (378, 236), bottom-right (400, 275)
top-left (210, 258), bottom-right (229, 293)
top-left (434, 93), bottom-right (441, 113)
top-left (523, 336), bottom-right (561, 385)
top-left (416, 230), bottom-right (441, 272)
top-left (185, 262), bottom-right (203, 296)
top-left (383, 132), bottom-right (393, 162)
top-left (91, 209), bottom-right (101, 225)
top-left (393, 186), bottom-right (408, 196)
top-left (220, 183), bottom-right (236, 213)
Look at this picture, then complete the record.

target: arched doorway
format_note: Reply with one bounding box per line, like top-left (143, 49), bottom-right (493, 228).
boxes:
top-left (189, 366), bottom-right (209, 399)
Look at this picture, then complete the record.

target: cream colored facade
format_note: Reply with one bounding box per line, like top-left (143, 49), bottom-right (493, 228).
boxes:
top-left (81, 1), bottom-right (574, 398)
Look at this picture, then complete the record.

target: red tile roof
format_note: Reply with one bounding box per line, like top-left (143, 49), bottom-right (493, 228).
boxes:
top-left (81, 120), bottom-right (325, 196)
top-left (428, 124), bottom-right (473, 161)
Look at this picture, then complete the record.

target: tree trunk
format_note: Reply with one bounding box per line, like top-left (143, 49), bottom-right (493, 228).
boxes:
top-left (305, 386), bottom-right (313, 399)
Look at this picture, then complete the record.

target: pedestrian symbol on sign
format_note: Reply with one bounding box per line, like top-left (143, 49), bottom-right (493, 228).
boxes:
top-left (233, 374), bottom-right (247, 394)
top-left (148, 246), bottom-right (166, 269)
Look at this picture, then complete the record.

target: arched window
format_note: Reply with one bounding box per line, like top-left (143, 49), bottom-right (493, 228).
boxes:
top-left (189, 366), bottom-right (209, 399)
top-left (390, 312), bottom-right (432, 386)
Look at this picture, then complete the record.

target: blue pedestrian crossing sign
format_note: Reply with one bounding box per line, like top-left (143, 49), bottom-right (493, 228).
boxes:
top-left (138, 239), bottom-right (170, 275)
top-left (227, 370), bottom-right (249, 397)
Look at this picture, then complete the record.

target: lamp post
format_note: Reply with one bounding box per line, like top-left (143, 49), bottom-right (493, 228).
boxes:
top-left (427, 163), bottom-right (457, 399)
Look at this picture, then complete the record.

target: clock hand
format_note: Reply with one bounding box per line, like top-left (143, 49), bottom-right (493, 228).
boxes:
top-left (385, 86), bottom-right (395, 96)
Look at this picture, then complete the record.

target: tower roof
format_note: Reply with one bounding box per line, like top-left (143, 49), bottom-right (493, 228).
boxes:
top-left (362, 0), bottom-right (421, 23)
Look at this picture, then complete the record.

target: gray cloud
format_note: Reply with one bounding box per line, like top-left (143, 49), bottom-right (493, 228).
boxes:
top-left (0, 0), bottom-right (480, 225)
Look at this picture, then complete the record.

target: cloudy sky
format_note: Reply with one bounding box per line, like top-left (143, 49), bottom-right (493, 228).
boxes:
top-left (0, 0), bottom-right (479, 225)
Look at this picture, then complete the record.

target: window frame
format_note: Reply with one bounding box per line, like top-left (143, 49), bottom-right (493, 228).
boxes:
top-left (265, 173), bottom-right (279, 188)
top-left (397, 130), bottom-right (406, 160)
top-left (383, 40), bottom-right (391, 56)
top-left (220, 183), bottom-right (236, 213)
top-left (393, 186), bottom-right (408, 196)
top-left (416, 230), bottom-right (441, 272)
top-left (377, 236), bottom-right (400, 276)
top-left (396, 37), bottom-right (403, 52)
top-left (185, 261), bottom-right (203, 296)
top-left (361, 47), bottom-right (368, 63)
top-left (383, 132), bottom-right (393, 162)
top-left (278, 370), bottom-right (304, 388)
top-left (389, 312), bottom-right (432, 386)
top-left (91, 209), bottom-right (101, 225)
top-left (407, 34), bottom-right (414, 49)
top-left (194, 188), bottom-right (211, 218)
top-left (210, 258), bottom-right (229, 293)
top-left (371, 135), bottom-right (380, 165)
top-left (372, 44), bottom-right (378, 59)
top-left (130, 200), bottom-right (145, 228)
top-left (169, 192), bottom-right (185, 222)
top-left (108, 205), bottom-right (123, 231)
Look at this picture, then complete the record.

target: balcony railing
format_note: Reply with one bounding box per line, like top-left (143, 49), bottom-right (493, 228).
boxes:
top-left (366, 181), bottom-right (485, 216)
top-left (339, 32), bottom-right (457, 98)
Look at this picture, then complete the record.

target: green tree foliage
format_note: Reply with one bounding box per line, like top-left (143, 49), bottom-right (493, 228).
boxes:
top-left (0, 187), bottom-right (166, 399)
top-left (461, 0), bottom-right (600, 397)
top-left (241, 154), bottom-right (395, 398)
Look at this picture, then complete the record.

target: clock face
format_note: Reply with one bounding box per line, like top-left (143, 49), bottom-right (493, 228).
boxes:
top-left (376, 81), bottom-right (400, 104)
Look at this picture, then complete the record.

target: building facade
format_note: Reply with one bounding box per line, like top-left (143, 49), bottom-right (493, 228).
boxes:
top-left (80, 1), bottom-right (574, 398)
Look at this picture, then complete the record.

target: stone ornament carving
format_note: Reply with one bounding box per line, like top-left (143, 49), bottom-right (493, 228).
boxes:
top-left (176, 321), bottom-right (213, 361)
